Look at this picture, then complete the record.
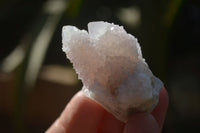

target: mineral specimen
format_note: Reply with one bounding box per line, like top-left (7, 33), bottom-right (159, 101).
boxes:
top-left (62, 21), bottom-right (163, 122)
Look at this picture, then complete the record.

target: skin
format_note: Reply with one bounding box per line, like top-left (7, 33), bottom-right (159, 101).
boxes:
top-left (46, 87), bottom-right (168, 133)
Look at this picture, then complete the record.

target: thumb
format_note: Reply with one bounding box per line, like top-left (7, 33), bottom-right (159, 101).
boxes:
top-left (123, 113), bottom-right (160, 133)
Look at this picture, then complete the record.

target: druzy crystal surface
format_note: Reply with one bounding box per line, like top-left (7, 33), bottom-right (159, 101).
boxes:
top-left (62, 21), bottom-right (163, 122)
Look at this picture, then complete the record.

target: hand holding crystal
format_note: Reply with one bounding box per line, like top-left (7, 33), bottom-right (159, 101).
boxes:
top-left (46, 21), bottom-right (168, 133)
top-left (46, 87), bottom-right (168, 133)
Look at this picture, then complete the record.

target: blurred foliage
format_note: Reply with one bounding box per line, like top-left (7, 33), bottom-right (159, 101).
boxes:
top-left (164, 0), bottom-right (184, 27)
top-left (66, 0), bottom-right (84, 17)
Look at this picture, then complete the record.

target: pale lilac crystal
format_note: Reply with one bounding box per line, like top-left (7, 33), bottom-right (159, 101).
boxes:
top-left (62, 21), bottom-right (163, 122)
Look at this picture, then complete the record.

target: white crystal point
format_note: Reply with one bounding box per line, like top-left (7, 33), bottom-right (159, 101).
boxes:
top-left (62, 21), bottom-right (164, 122)
top-left (88, 21), bottom-right (110, 39)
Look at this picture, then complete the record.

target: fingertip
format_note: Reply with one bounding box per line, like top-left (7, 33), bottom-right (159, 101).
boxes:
top-left (160, 87), bottom-right (169, 106)
top-left (98, 111), bottom-right (125, 133)
top-left (59, 91), bottom-right (105, 133)
top-left (151, 87), bottom-right (169, 130)
top-left (45, 119), bottom-right (66, 133)
top-left (123, 113), bottom-right (160, 133)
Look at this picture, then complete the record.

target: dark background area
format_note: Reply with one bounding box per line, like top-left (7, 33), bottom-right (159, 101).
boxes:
top-left (0, 0), bottom-right (200, 132)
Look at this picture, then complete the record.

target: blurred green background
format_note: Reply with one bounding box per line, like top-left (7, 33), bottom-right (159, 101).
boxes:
top-left (0, 0), bottom-right (200, 132)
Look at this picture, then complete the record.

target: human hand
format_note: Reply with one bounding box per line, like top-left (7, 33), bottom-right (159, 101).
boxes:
top-left (46, 87), bottom-right (168, 133)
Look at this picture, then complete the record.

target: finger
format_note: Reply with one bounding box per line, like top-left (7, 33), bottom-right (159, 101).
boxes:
top-left (45, 119), bottom-right (66, 133)
top-left (46, 91), bottom-right (105, 133)
top-left (123, 113), bottom-right (160, 133)
top-left (123, 87), bottom-right (168, 133)
top-left (98, 111), bottom-right (125, 133)
top-left (151, 87), bottom-right (169, 130)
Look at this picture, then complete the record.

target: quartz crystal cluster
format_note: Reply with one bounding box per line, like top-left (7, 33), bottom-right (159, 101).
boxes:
top-left (62, 21), bottom-right (163, 122)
